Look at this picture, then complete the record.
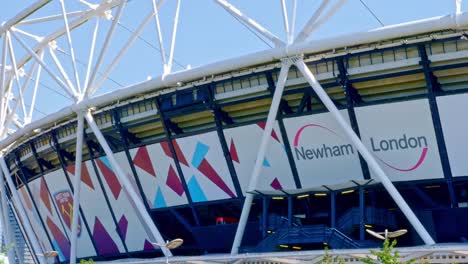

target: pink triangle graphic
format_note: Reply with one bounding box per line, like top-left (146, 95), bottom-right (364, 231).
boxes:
top-left (270, 178), bottom-right (283, 190)
top-left (133, 146), bottom-right (156, 177)
top-left (257, 122), bottom-right (281, 143)
top-left (229, 139), bottom-right (240, 163)
top-left (198, 159), bottom-right (235, 198)
top-left (166, 165), bottom-right (184, 196)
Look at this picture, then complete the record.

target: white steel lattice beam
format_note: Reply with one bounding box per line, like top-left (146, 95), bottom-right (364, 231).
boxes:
top-left (280, 0), bottom-right (290, 43)
top-left (59, 0), bottom-right (82, 94)
top-left (10, 30), bottom-right (76, 99)
top-left (295, 0), bottom-right (349, 43)
top-left (84, 0), bottom-right (127, 97)
top-left (90, 10), bottom-right (155, 95)
top-left (213, 0), bottom-right (285, 47)
top-left (152, 0), bottom-right (168, 67)
top-left (166, 0), bottom-right (181, 74)
top-left (0, 35), bottom-right (9, 137)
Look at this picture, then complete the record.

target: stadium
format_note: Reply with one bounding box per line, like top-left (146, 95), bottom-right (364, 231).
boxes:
top-left (0, 0), bottom-right (468, 263)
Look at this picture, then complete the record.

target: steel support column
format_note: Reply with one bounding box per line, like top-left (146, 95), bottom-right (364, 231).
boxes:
top-left (266, 72), bottom-right (302, 189)
top-left (84, 111), bottom-right (172, 257)
top-left (111, 109), bottom-right (151, 211)
top-left (359, 187), bottom-right (365, 241)
top-left (13, 154), bottom-right (58, 262)
top-left (331, 191), bottom-right (336, 228)
top-left (0, 170), bottom-right (19, 264)
top-left (207, 85), bottom-right (243, 199)
top-left (0, 158), bottom-right (46, 264)
top-left (154, 98), bottom-right (200, 226)
top-left (84, 134), bottom-right (130, 255)
top-left (294, 58), bottom-right (435, 245)
top-left (30, 143), bottom-right (72, 243)
top-left (49, 131), bottom-right (99, 260)
top-left (231, 59), bottom-right (291, 254)
top-left (337, 58), bottom-right (370, 180)
top-left (262, 197), bottom-right (268, 238)
top-left (287, 196), bottom-right (293, 227)
top-left (70, 111), bottom-right (84, 264)
top-left (418, 44), bottom-right (457, 208)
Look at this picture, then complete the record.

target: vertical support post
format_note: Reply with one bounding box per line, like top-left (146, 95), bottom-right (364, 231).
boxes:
top-left (231, 59), bottom-right (291, 254)
top-left (0, 158), bottom-right (46, 264)
top-left (265, 72), bottom-right (302, 189)
top-left (262, 197), bottom-right (268, 238)
top-left (84, 111), bottom-right (172, 257)
top-left (294, 58), bottom-right (435, 245)
top-left (207, 85), bottom-right (243, 199)
top-left (359, 187), bottom-right (365, 240)
top-left (154, 98), bottom-right (200, 226)
top-left (337, 58), bottom-right (370, 180)
top-left (70, 111), bottom-right (84, 264)
top-left (112, 109), bottom-right (151, 211)
top-left (287, 196), bottom-right (293, 227)
top-left (49, 131), bottom-right (99, 257)
top-left (0, 171), bottom-right (18, 264)
top-left (418, 45), bottom-right (457, 208)
top-left (331, 191), bottom-right (336, 228)
top-left (30, 143), bottom-right (71, 242)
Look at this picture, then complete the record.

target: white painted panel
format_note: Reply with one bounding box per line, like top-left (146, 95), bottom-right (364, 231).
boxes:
top-left (437, 93), bottom-right (468, 177)
top-left (223, 121), bottom-right (296, 192)
top-left (283, 111), bottom-right (364, 188)
top-left (129, 143), bottom-right (188, 209)
top-left (175, 131), bottom-right (237, 202)
top-left (355, 99), bottom-right (443, 181)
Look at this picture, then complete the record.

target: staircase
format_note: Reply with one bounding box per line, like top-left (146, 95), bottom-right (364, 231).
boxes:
top-left (8, 203), bottom-right (35, 264)
top-left (253, 207), bottom-right (398, 252)
top-left (337, 207), bottom-right (397, 234)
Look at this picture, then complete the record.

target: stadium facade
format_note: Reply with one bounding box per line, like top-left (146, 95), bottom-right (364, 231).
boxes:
top-left (1, 1), bottom-right (468, 263)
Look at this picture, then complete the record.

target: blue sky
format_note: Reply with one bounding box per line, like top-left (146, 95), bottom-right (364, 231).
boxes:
top-left (0, 1), bottom-right (464, 117)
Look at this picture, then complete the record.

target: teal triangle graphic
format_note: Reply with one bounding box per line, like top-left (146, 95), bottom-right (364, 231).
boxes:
top-left (188, 176), bottom-right (207, 202)
top-left (154, 187), bottom-right (167, 208)
top-left (263, 158), bottom-right (271, 167)
top-left (100, 156), bottom-right (113, 171)
top-left (192, 142), bottom-right (209, 168)
top-left (52, 240), bottom-right (66, 261)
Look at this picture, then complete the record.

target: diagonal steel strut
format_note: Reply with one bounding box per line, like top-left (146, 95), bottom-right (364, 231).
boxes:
top-left (231, 58), bottom-right (292, 254)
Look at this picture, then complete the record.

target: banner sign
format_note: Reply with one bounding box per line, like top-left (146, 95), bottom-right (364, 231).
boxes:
top-left (355, 99), bottom-right (443, 181)
top-left (284, 110), bottom-right (364, 188)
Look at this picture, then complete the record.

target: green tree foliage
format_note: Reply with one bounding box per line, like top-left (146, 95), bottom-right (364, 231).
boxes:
top-left (362, 239), bottom-right (415, 264)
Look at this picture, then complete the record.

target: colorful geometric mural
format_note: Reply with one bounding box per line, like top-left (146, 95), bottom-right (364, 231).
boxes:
top-left (27, 175), bottom-right (74, 262)
top-left (174, 131), bottom-right (237, 202)
top-left (95, 152), bottom-right (153, 252)
top-left (18, 184), bottom-right (55, 257)
top-left (129, 143), bottom-right (188, 209)
top-left (65, 161), bottom-right (126, 255)
top-left (43, 169), bottom-right (105, 258)
top-left (223, 121), bottom-right (296, 193)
